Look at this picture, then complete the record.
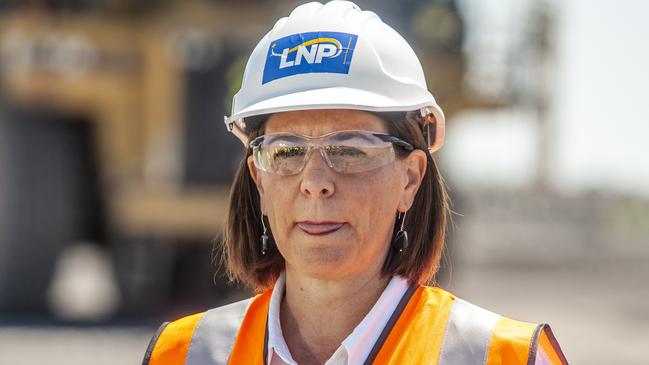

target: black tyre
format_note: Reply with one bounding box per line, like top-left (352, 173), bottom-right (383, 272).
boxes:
top-left (111, 237), bottom-right (175, 317)
top-left (0, 107), bottom-right (96, 314)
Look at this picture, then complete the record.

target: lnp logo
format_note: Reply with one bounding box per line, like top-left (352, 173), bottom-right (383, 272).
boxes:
top-left (262, 31), bottom-right (358, 84)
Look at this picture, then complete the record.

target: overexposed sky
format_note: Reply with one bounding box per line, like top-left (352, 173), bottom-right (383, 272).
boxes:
top-left (551, 0), bottom-right (649, 196)
top-left (446, 0), bottom-right (649, 197)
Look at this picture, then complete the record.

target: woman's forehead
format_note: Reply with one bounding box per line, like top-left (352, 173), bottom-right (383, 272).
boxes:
top-left (264, 109), bottom-right (388, 135)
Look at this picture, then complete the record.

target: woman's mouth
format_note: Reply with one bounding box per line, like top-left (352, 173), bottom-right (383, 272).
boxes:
top-left (297, 221), bottom-right (344, 235)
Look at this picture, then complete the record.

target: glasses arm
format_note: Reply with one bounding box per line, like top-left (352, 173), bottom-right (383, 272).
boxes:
top-left (373, 134), bottom-right (415, 152)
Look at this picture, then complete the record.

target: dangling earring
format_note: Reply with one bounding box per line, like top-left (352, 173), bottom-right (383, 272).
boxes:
top-left (261, 213), bottom-right (269, 255)
top-left (393, 211), bottom-right (409, 253)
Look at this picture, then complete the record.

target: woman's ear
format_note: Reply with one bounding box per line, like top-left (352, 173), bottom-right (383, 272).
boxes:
top-left (399, 150), bottom-right (427, 211)
top-left (248, 155), bottom-right (264, 195)
top-left (248, 155), bottom-right (267, 213)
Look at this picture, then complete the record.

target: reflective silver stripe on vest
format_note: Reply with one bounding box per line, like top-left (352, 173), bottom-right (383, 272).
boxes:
top-left (438, 298), bottom-right (500, 365)
top-left (185, 298), bottom-right (252, 365)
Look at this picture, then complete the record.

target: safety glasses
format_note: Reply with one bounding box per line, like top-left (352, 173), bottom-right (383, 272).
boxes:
top-left (250, 130), bottom-right (414, 175)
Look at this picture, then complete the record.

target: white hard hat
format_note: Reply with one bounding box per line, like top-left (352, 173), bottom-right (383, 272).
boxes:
top-left (224, 0), bottom-right (445, 153)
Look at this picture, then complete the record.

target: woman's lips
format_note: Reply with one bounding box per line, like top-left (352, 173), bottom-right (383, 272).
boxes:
top-left (297, 221), bottom-right (344, 235)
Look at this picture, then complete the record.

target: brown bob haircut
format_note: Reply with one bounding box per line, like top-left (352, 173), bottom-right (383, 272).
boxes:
top-left (219, 110), bottom-right (449, 292)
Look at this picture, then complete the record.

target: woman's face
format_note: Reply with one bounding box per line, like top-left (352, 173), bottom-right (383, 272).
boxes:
top-left (248, 109), bottom-right (426, 281)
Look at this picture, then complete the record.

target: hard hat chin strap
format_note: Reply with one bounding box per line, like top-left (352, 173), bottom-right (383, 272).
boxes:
top-left (420, 107), bottom-right (444, 154)
top-left (420, 107), bottom-right (435, 152)
top-left (225, 116), bottom-right (251, 147)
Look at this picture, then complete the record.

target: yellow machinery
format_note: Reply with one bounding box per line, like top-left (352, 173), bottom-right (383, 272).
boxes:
top-left (0, 0), bottom-right (478, 317)
top-left (0, 1), bottom-right (274, 315)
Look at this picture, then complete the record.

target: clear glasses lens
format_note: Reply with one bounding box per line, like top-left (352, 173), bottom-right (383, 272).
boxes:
top-left (252, 131), bottom-right (398, 175)
top-left (257, 140), bottom-right (308, 176)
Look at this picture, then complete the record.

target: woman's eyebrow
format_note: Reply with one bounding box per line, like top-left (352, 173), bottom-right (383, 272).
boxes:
top-left (332, 132), bottom-right (373, 142)
top-left (268, 134), bottom-right (303, 143)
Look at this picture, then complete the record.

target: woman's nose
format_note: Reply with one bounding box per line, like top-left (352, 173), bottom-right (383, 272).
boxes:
top-left (299, 147), bottom-right (335, 198)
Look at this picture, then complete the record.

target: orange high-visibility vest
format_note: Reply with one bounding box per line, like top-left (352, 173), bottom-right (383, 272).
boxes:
top-left (143, 285), bottom-right (567, 365)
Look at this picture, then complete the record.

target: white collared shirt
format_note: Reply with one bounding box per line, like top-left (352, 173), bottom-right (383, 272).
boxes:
top-left (266, 272), bottom-right (409, 365)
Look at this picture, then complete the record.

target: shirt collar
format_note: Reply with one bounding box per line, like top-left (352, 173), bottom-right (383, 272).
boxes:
top-left (340, 275), bottom-right (409, 364)
top-left (267, 272), bottom-right (296, 365)
top-left (266, 272), bottom-right (410, 365)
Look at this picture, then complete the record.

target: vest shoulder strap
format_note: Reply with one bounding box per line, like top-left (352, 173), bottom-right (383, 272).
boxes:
top-left (532, 324), bottom-right (568, 365)
top-left (373, 286), bottom-right (501, 364)
top-left (370, 286), bottom-right (567, 365)
top-left (143, 298), bottom-right (253, 365)
top-left (437, 289), bottom-right (568, 365)
top-left (486, 315), bottom-right (567, 364)
top-left (438, 296), bottom-right (501, 364)
top-left (486, 315), bottom-right (539, 365)
top-left (144, 312), bottom-right (205, 365)
top-left (185, 298), bottom-right (253, 365)
top-left (227, 291), bottom-right (273, 364)
top-left (371, 286), bottom-right (456, 364)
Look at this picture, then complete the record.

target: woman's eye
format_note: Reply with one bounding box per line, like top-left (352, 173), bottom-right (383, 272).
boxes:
top-left (325, 145), bottom-right (367, 156)
top-left (272, 146), bottom-right (305, 159)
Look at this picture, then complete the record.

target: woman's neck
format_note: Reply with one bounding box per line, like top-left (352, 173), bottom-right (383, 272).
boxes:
top-left (280, 268), bottom-right (391, 365)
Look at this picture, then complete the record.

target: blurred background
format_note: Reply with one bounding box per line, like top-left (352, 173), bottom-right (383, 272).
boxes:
top-left (0, 0), bottom-right (646, 363)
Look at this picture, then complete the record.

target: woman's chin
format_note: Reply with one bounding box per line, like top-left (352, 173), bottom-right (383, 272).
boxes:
top-left (291, 247), bottom-right (357, 279)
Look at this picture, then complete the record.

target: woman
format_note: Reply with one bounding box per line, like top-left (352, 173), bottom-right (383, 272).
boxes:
top-left (143, 1), bottom-right (568, 364)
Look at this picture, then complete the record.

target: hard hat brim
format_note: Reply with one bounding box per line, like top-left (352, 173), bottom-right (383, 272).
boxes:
top-left (224, 86), bottom-right (445, 146)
